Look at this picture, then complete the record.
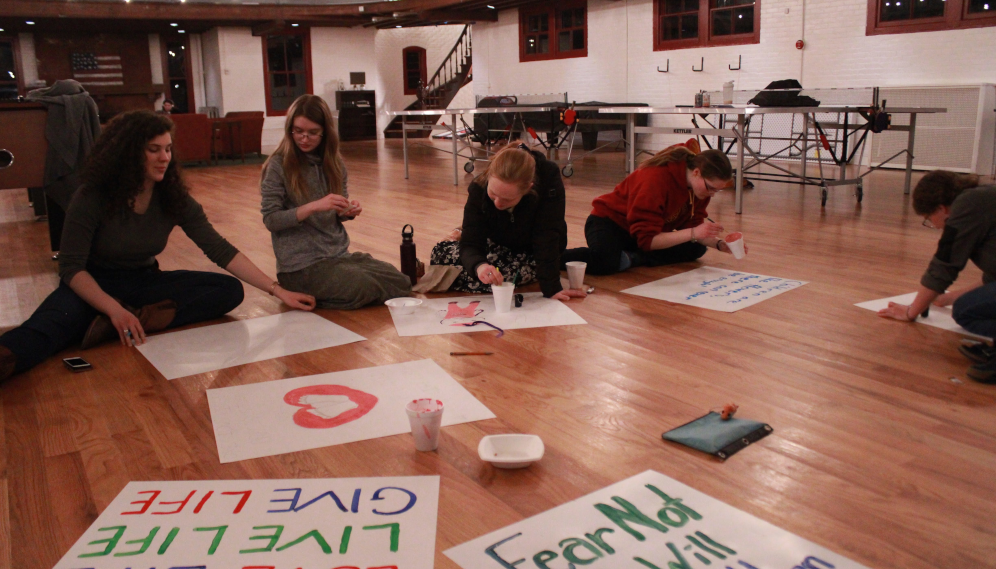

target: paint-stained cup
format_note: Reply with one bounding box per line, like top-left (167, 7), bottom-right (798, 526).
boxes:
top-left (724, 232), bottom-right (746, 259)
top-left (566, 261), bottom-right (587, 290)
top-left (405, 398), bottom-right (444, 451)
top-left (492, 282), bottom-right (515, 313)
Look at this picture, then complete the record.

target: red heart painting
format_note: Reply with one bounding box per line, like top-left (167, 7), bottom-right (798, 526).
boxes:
top-left (284, 385), bottom-right (378, 429)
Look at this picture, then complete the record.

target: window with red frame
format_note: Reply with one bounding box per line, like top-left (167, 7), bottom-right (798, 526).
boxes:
top-left (867, 0), bottom-right (996, 35)
top-left (262, 29), bottom-right (313, 116)
top-left (655, 0), bottom-right (760, 51)
top-left (403, 46), bottom-right (427, 96)
top-left (520, 1), bottom-right (587, 62)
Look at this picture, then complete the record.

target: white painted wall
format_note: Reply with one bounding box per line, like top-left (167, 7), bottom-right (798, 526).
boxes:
top-left (374, 24), bottom-right (473, 131)
top-left (17, 33), bottom-right (40, 88)
top-left (201, 28), bottom-right (223, 114)
top-left (472, 0), bottom-right (996, 149)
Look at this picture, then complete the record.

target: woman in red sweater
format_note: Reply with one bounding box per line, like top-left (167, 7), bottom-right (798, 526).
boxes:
top-left (562, 143), bottom-right (736, 275)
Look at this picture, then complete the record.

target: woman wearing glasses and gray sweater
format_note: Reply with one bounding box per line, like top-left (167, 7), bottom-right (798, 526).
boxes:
top-left (260, 95), bottom-right (411, 310)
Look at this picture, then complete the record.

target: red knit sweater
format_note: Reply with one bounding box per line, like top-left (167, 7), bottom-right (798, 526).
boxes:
top-left (590, 160), bottom-right (710, 251)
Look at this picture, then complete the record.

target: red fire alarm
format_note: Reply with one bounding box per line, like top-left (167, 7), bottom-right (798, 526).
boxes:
top-left (795, 39), bottom-right (805, 50)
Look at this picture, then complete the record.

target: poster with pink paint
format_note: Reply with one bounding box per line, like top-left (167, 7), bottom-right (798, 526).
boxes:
top-left (389, 292), bottom-right (587, 337)
top-left (53, 475), bottom-right (440, 569)
top-left (206, 359), bottom-right (496, 463)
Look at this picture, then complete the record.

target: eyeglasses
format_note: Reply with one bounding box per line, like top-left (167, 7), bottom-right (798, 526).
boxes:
top-left (922, 217), bottom-right (936, 229)
top-left (705, 181), bottom-right (726, 192)
top-left (291, 128), bottom-right (323, 140)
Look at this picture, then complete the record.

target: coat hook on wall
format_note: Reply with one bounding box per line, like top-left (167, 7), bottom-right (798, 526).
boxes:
top-left (692, 57), bottom-right (704, 72)
top-left (657, 60), bottom-right (669, 73)
top-left (729, 55), bottom-right (742, 71)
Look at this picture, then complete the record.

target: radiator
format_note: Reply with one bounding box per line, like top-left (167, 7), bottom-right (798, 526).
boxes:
top-left (872, 84), bottom-right (996, 176)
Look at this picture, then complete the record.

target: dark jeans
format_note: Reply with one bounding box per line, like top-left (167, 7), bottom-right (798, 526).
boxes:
top-left (0, 266), bottom-right (245, 375)
top-left (952, 281), bottom-right (996, 340)
top-left (561, 214), bottom-right (707, 276)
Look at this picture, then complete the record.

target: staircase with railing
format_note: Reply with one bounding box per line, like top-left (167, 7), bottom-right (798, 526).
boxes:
top-left (384, 25), bottom-right (472, 138)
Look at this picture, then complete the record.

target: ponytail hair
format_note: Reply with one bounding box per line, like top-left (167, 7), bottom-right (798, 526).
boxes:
top-left (640, 145), bottom-right (733, 182)
top-left (473, 145), bottom-right (537, 196)
top-left (912, 170), bottom-right (980, 215)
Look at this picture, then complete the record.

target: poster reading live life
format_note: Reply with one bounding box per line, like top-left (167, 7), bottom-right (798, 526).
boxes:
top-left (445, 470), bottom-right (870, 569)
top-left (54, 476), bottom-right (439, 569)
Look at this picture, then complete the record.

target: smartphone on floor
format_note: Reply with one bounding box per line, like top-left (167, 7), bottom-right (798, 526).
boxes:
top-left (63, 357), bottom-right (92, 372)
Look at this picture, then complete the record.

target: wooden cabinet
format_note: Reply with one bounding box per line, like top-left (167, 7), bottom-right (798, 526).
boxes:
top-left (0, 102), bottom-right (47, 191)
top-left (335, 90), bottom-right (377, 141)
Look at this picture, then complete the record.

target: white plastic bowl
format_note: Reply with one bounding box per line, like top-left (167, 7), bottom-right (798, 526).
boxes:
top-left (478, 434), bottom-right (545, 469)
top-left (385, 297), bottom-right (422, 315)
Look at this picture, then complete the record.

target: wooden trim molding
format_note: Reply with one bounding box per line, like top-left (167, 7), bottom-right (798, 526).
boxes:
top-left (261, 27), bottom-right (313, 117)
top-left (866, 0), bottom-right (996, 35)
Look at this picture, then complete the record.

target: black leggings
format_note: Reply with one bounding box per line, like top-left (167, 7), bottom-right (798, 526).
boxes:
top-left (562, 214), bottom-right (707, 276)
top-left (0, 266), bottom-right (244, 375)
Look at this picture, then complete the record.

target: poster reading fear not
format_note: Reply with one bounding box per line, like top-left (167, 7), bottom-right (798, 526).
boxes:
top-left (53, 475), bottom-right (439, 569)
top-left (445, 470), bottom-right (871, 569)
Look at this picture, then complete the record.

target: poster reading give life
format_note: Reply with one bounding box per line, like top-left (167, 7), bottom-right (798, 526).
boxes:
top-left (445, 470), bottom-right (870, 569)
top-left (53, 476), bottom-right (439, 569)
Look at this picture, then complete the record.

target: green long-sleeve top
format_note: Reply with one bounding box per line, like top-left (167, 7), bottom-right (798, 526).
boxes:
top-left (58, 187), bottom-right (240, 284)
top-left (921, 185), bottom-right (996, 293)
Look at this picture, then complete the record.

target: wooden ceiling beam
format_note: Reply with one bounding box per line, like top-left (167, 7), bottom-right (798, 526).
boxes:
top-left (417, 9), bottom-right (499, 22)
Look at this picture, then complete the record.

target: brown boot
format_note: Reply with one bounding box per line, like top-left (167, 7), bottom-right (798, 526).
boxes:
top-left (81, 310), bottom-right (128, 350)
top-left (81, 300), bottom-right (177, 349)
top-left (136, 300), bottom-right (177, 333)
top-left (0, 345), bottom-right (16, 382)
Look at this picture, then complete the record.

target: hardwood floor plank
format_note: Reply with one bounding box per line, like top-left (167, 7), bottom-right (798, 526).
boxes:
top-left (0, 140), bottom-right (994, 569)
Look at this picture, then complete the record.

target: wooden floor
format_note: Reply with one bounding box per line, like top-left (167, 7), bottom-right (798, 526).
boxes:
top-left (1, 139), bottom-right (994, 569)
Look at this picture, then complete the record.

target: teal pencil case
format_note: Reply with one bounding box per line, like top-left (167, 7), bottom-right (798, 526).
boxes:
top-left (662, 411), bottom-right (773, 460)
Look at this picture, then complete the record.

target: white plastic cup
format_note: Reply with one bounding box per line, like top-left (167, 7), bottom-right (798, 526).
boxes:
top-left (405, 398), bottom-right (444, 451)
top-left (723, 81), bottom-right (734, 104)
top-left (566, 261), bottom-right (587, 290)
top-left (725, 232), bottom-right (746, 259)
top-left (492, 282), bottom-right (515, 313)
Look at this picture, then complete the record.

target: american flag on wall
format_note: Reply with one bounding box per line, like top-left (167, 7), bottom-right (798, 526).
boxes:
top-left (70, 52), bottom-right (124, 86)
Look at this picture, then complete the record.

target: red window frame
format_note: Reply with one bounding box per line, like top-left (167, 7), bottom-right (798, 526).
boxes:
top-left (519, 0), bottom-right (588, 63)
top-left (160, 33), bottom-right (195, 113)
top-left (0, 35), bottom-right (25, 98)
top-left (867, 0), bottom-right (996, 35)
top-left (402, 46), bottom-right (427, 96)
top-left (261, 28), bottom-right (313, 117)
top-left (654, 0), bottom-right (761, 52)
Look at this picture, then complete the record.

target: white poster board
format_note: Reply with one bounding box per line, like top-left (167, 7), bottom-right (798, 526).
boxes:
top-left (136, 311), bottom-right (366, 380)
top-left (389, 292), bottom-right (587, 337)
top-left (53, 476), bottom-right (439, 569)
top-left (855, 292), bottom-right (987, 339)
top-left (207, 359), bottom-right (496, 463)
top-left (621, 267), bottom-right (807, 313)
top-left (445, 470), bottom-right (870, 569)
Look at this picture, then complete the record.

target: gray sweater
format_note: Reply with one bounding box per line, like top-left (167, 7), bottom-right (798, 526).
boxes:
top-left (59, 188), bottom-right (239, 284)
top-left (261, 154), bottom-right (350, 274)
top-left (921, 185), bottom-right (996, 293)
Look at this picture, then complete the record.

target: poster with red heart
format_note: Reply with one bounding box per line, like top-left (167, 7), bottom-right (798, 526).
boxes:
top-left (206, 359), bottom-right (496, 463)
top-left (53, 475), bottom-right (440, 569)
top-left (388, 292), bottom-right (587, 337)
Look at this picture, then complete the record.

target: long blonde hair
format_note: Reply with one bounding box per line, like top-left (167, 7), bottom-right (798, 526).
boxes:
top-left (473, 145), bottom-right (537, 196)
top-left (640, 145), bottom-right (732, 182)
top-left (263, 95), bottom-right (345, 204)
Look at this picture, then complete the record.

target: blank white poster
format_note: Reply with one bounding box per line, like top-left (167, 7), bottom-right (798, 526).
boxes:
top-left (855, 293), bottom-right (987, 339)
top-left (136, 311), bottom-right (366, 380)
top-left (621, 267), bottom-right (807, 313)
top-left (207, 359), bottom-right (496, 463)
top-left (389, 292), bottom-right (586, 337)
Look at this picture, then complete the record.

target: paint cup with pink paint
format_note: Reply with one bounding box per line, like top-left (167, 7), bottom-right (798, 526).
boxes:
top-left (565, 261), bottom-right (587, 290)
top-left (724, 232), bottom-right (746, 259)
top-left (492, 282), bottom-right (515, 314)
top-left (405, 398), bottom-right (444, 451)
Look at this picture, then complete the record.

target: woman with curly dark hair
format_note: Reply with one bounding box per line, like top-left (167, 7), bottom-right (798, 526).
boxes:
top-left (878, 170), bottom-right (996, 383)
top-left (0, 110), bottom-right (315, 382)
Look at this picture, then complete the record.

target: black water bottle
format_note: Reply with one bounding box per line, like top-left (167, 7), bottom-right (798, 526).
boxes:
top-left (400, 224), bottom-right (417, 285)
